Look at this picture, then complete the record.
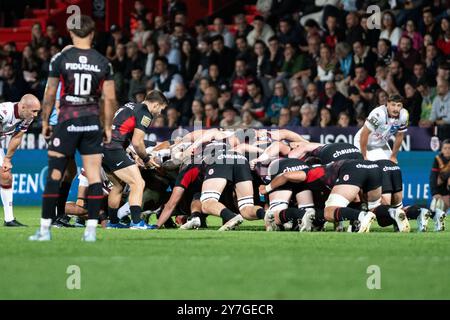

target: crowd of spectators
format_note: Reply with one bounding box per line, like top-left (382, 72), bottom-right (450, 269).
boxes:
top-left (0, 0), bottom-right (449, 133)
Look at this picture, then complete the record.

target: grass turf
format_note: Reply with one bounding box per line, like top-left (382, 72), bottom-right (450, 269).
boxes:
top-left (0, 207), bottom-right (449, 300)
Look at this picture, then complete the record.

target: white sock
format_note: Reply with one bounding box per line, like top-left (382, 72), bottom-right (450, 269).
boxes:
top-left (117, 202), bottom-right (130, 219)
top-left (40, 218), bottom-right (52, 234)
top-left (1, 186), bottom-right (14, 222)
top-left (85, 219), bottom-right (98, 235)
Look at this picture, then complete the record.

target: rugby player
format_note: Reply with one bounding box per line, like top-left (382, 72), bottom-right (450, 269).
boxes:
top-left (0, 94), bottom-right (41, 227)
top-left (30, 15), bottom-right (116, 242)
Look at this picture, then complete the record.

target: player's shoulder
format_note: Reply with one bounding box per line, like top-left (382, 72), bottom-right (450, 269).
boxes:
top-left (369, 105), bottom-right (388, 118)
top-left (400, 108), bottom-right (409, 122)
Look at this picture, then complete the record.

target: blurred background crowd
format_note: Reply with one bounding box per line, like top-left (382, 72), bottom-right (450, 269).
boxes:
top-left (0, 0), bottom-right (449, 135)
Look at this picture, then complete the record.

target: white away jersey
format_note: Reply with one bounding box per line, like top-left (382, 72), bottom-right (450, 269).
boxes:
top-left (0, 102), bottom-right (33, 140)
top-left (356, 105), bottom-right (408, 148)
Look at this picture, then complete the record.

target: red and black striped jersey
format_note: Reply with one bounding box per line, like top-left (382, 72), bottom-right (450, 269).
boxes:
top-left (48, 47), bottom-right (113, 121)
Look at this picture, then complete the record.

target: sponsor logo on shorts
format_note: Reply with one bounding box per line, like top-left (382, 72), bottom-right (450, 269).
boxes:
top-left (208, 169), bottom-right (214, 175)
top-left (356, 163), bottom-right (379, 169)
top-left (282, 165), bottom-right (309, 173)
top-left (53, 137), bottom-right (60, 147)
top-left (116, 161), bottom-right (124, 167)
top-left (383, 165), bottom-right (400, 171)
top-left (67, 124), bottom-right (99, 132)
top-left (333, 148), bottom-right (360, 158)
top-left (343, 174), bottom-right (349, 181)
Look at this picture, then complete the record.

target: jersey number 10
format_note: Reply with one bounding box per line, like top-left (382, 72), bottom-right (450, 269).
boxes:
top-left (74, 73), bottom-right (92, 95)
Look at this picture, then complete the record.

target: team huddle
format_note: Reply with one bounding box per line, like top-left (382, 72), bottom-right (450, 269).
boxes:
top-left (0, 15), bottom-right (446, 242)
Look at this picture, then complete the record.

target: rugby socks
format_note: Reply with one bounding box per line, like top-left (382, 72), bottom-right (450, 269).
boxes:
top-left (87, 183), bottom-right (103, 220)
top-left (279, 208), bottom-right (305, 224)
top-left (108, 207), bottom-right (119, 224)
top-left (220, 208), bottom-right (236, 223)
top-left (256, 208), bottom-right (265, 220)
top-left (56, 181), bottom-right (72, 218)
top-left (40, 218), bottom-right (52, 234)
top-left (373, 205), bottom-right (395, 227)
top-left (42, 179), bottom-right (60, 220)
top-left (1, 185), bottom-right (14, 222)
top-left (85, 219), bottom-right (98, 236)
top-left (405, 205), bottom-right (421, 220)
top-left (130, 205), bottom-right (142, 224)
top-left (118, 202), bottom-right (130, 219)
top-left (333, 207), bottom-right (361, 222)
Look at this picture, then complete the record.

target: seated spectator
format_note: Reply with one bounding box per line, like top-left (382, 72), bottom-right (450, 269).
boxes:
top-left (424, 44), bottom-right (442, 84)
top-left (318, 107), bottom-right (334, 128)
top-left (376, 89), bottom-right (389, 107)
top-left (211, 17), bottom-right (234, 49)
top-left (150, 15), bottom-right (169, 44)
top-left (411, 62), bottom-right (428, 85)
top-left (235, 36), bottom-right (253, 64)
top-left (242, 81), bottom-right (267, 121)
top-left (0, 63), bottom-right (29, 102)
top-left (152, 115), bottom-right (166, 128)
top-left (402, 19), bottom-right (424, 52)
top-left (348, 85), bottom-right (369, 120)
top-left (204, 102), bottom-right (220, 128)
top-left (180, 38), bottom-right (200, 85)
top-left (240, 110), bottom-right (263, 128)
top-left (289, 78), bottom-right (305, 106)
top-left (194, 77), bottom-right (210, 100)
top-left (209, 35), bottom-right (236, 80)
top-left (29, 22), bottom-right (50, 51)
top-left (351, 39), bottom-right (377, 76)
top-left (376, 39), bottom-right (393, 66)
top-left (421, 8), bottom-right (440, 42)
top-left (337, 111), bottom-right (351, 128)
top-left (106, 24), bottom-right (129, 61)
top-left (279, 42), bottom-right (309, 80)
top-left (218, 83), bottom-right (232, 110)
top-left (395, 36), bottom-right (421, 71)
top-left (380, 11), bottom-right (402, 49)
top-left (220, 104), bottom-right (242, 129)
top-left (416, 78), bottom-right (437, 128)
top-left (404, 82), bottom-right (423, 126)
top-left (144, 39), bottom-right (156, 78)
top-left (128, 66), bottom-right (147, 101)
top-left (247, 16), bottom-right (275, 47)
top-left (387, 59), bottom-right (410, 96)
top-left (250, 40), bottom-right (272, 81)
top-left (266, 81), bottom-right (289, 124)
top-left (166, 106), bottom-right (181, 128)
top-left (360, 13), bottom-right (380, 50)
top-left (21, 45), bottom-right (39, 86)
top-left (300, 103), bottom-right (315, 128)
top-left (289, 103), bottom-right (301, 122)
top-left (202, 85), bottom-right (219, 105)
top-left (133, 18), bottom-right (151, 51)
top-left (278, 106), bottom-right (299, 127)
top-left (190, 99), bottom-right (204, 126)
top-left (230, 58), bottom-right (253, 108)
top-left (46, 23), bottom-right (65, 48)
top-left (437, 17), bottom-right (450, 56)
top-left (315, 44), bottom-right (336, 85)
top-left (151, 56), bottom-right (183, 99)
top-left (194, 19), bottom-right (210, 43)
top-left (305, 82), bottom-right (320, 117)
top-left (430, 79), bottom-right (450, 127)
top-left (132, 86), bottom-right (146, 103)
top-left (375, 62), bottom-right (389, 92)
top-left (345, 12), bottom-right (364, 46)
top-left (234, 13), bottom-right (253, 38)
top-left (324, 14), bottom-right (344, 51)
top-left (277, 16), bottom-right (303, 46)
top-left (125, 41), bottom-right (146, 79)
top-left (157, 34), bottom-right (181, 71)
top-left (169, 82), bottom-right (192, 125)
top-left (320, 81), bottom-right (353, 120)
top-left (350, 64), bottom-right (377, 101)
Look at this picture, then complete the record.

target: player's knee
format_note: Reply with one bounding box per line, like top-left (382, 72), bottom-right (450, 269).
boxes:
top-left (201, 199), bottom-right (217, 214)
top-left (0, 170), bottom-right (12, 186)
top-left (48, 156), bottom-right (68, 182)
top-left (134, 176), bottom-right (145, 191)
top-left (324, 207), bottom-right (336, 221)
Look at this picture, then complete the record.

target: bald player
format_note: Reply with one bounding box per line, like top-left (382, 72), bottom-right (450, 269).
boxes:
top-left (0, 94), bottom-right (41, 226)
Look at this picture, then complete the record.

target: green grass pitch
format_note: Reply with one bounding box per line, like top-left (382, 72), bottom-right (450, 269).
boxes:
top-left (0, 207), bottom-right (449, 300)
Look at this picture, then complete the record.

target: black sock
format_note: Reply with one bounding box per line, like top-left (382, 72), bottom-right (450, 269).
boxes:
top-left (374, 205), bottom-right (395, 227)
top-left (279, 208), bottom-right (305, 224)
top-left (333, 207), bottom-right (361, 221)
top-left (256, 208), bottom-right (265, 219)
top-left (42, 179), bottom-right (61, 220)
top-left (130, 205), bottom-right (142, 224)
top-left (108, 207), bottom-right (119, 224)
top-left (87, 183), bottom-right (103, 220)
top-left (220, 208), bottom-right (236, 222)
top-left (57, 181), bottom-right (72, 218)
top-left (191, 211), bottom-right (202, 218)
top-left (405, 205), bottom-right (421, 220)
